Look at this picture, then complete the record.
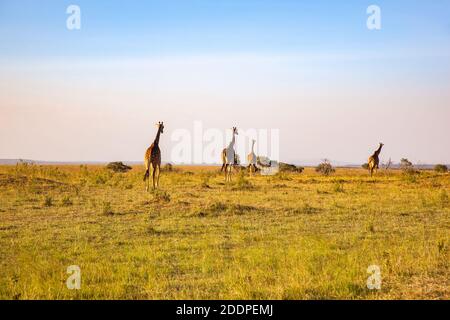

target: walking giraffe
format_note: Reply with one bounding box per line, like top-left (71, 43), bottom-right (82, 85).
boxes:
top-left (368, 142), bottom-right (384, 177)
top-left (247, 139), bottom-right (257, 175)
top-left (221, 127), bottom-right (238, 182)
top-left (143, 121), bottom-right (164, 191)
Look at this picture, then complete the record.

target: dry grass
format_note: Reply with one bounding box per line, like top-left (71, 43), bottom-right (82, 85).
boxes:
top-left (0, 163), bottom-right (448, 299)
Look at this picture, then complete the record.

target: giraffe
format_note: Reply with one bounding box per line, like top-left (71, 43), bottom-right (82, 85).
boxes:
top-left (247, 139), bottom-right (257, 175)
top-left (221, 127), bottom-right (238, 182)
top-left (368, 142), bottom-right (384, 177)
top-left (143, 121), bottom-right (164, 191)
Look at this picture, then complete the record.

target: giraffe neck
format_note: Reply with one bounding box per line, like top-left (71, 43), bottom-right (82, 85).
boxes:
top-left (154, 127), bottom-right (161, 145)
top-left (229, 132), bottom-right (235, 148)
top-left (375, 145), bottom-right (383, 156)
top-left (251, 140), bottom-right (255, 153)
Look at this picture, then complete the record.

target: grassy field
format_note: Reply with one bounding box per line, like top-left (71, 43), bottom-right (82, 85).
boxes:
top-left (0, 163), bottom-right (448, 300)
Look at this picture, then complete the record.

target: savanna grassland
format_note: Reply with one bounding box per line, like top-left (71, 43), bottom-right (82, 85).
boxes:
top-left (0, 163), bottom-right (448, 300)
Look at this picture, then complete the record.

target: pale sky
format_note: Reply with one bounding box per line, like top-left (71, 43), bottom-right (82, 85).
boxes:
top-left (1, 1), bottom-right (449, 164)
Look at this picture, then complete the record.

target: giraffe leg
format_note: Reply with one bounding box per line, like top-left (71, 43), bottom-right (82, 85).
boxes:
top-left (156, 165), bottom-right (161, 188)
top-left (152, 165), bottom-right (157, 189)
top-left (145, 164), bottom-right (150, 192)
top-left (148, 164), bottom-right (155, 189)
top-left (145, 168), bottom-right (149, 192)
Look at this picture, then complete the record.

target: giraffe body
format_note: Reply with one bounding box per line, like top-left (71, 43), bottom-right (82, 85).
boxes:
top-left (368, 143), bottom-right (383, 177)
top-left (222, 127), bottom-right (238, 182)
top-left (144, 122), bottom-right (164, 190)
top-left (247, 139), bottom-right (257, 174)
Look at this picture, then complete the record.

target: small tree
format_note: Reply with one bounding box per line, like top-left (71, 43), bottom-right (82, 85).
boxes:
top-left (382, 158), bottom-right (393, 170)
top-left (400, 158), bottom-right (419, 175)
top-left (315, 159), bottom-right (335, 176)
top-left (434, 164), bottom-right (448, 173)
top-left (400, 158), bottom-right (412, 168)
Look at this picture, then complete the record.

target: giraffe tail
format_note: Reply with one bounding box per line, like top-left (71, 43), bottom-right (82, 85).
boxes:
top-left (143, 169), bottom-right (150, 181)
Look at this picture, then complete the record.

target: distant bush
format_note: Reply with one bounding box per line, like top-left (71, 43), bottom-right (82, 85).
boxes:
top-left (257, 156), bottom-right (272, 167)
top-left (162, 163), bottom-right (173, 172)
top-left (400, 158), bottom-right (420, 175)
top-left (106, 162), bottom-right (132, 173)
top-left (361, 163), bottom-right (369, 170)
top-left (434, 164), bottom-right (448, 173)
top-left (315, 160), bottom-right (335, 176)
top-left (279, 162), bottom-right (304, 173)
top-left (400, 158), bottom-right (412, 168)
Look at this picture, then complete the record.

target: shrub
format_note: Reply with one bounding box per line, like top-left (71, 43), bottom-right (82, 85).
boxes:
top-left (400, 158), bottom-right (420, 176)
top-left (102, 201), bottom-right (114, 215)
top-left (61, 196), bottom-right (73, 206)
top-left (43, 196), bottom-right (53, 207)
top-left (400, 158), bottom-right (413, 169)
top-left (162, 163), bottom-right (175, 172)
top-left (315, 160), bottom-right (335, 176)
top-left (434, 164), bottom-right (448, 173)
top-left (152, 190), bottom-right (171, 203)
top-left (439, 190), bottom-right (448, 207)
top-left (200, 173), bottom-right (212, 188)
top-left (257, 156), bottom-right (272, 167)
top-left (124, 184), bottom-right (133, 190)
top-left (195, 201), bottom-right (257, 217)
top-left (235, 171), bottom-right (253, 189)
top-left (273, 171), bottom-right (292, 181)
top-left (106, 162), bottom-right (132, 173)
top-left (279, 162), bottom-right (304, 173)
top-left (333, 182), bottom-right (344, 193)
top-left (361, 163), bottom-right (369, 170)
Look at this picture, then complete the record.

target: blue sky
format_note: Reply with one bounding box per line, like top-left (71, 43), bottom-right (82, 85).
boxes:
top-left (0, 0), bottom-right (449, 163)
top-left (1, 0), bottom-right (450, 58)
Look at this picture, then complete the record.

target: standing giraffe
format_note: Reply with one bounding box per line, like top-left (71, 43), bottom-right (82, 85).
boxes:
top-left (221, 127), bottom-right (238, 182)
top-left (247, 139), bottom-right (257, 175)
top-left (143, 121), bottom-right (164, 191)
top-left (368, 142), bottom-right (384, 177)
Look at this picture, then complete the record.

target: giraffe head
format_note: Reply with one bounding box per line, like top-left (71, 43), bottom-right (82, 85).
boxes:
top-left (157, 121), bottom-right (164, 133)
top-left (379, 142), bottom-right (384, 147)
top-left (232, 127), bottom-right (238, 135)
